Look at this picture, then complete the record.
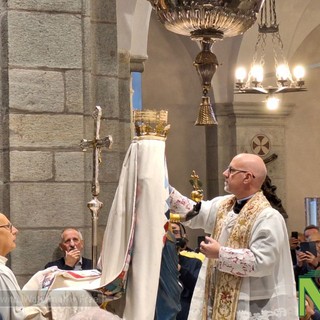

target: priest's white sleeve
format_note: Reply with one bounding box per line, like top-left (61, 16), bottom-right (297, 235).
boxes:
top-left (217, 207), bottom-right (289, 277)
top-left (169, 188), bottom-right (225, 234)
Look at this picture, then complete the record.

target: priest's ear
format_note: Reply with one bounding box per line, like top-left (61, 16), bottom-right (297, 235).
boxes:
top-left (243, 172), bottom-right (254, 183)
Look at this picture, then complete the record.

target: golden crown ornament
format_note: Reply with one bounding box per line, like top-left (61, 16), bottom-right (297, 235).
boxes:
top-left (133, 109), bottom-right (170, 139)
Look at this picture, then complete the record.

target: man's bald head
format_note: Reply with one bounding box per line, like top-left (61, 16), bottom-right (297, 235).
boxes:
top-left (223, 153), bottom-right (267, 199)
top-left (232, 153), bottom-right (267, 188)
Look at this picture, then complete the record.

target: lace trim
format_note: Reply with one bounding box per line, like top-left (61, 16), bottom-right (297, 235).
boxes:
top-left (237, 307), bottom-right (288, 319)
top-left (218, 247), bottom-right (255, 276)
top-left (169, 189), bottom-right (194, 212)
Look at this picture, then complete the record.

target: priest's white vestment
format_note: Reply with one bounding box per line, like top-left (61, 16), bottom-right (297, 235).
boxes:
top-left (169, 189), bottom-right (299, 320)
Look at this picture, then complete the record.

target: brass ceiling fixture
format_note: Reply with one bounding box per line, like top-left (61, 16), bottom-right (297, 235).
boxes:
top-left (234, 0), bottom-right (306, 110)
top-left (147, 0), bottom-right (265, 125)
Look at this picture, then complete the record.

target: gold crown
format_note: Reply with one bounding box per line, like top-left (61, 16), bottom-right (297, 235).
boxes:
top-left (133, 110), bottom-right (170, 138)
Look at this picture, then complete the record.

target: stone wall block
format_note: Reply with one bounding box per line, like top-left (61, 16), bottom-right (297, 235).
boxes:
top-left (10, 183), bottom-right (87, 227)
top-left (94, 77), bottom-right (119, 118)
top-left (96, 151), bottom-right (121, 183)
top-left (118, 77), bottom-right (131, 122)
top-left (91, 0), bottom-right (116, 23)
top-left (83, 152), bottom-right (122, 185)
top-left (91, 23), bottom-right (117, 76)
top-left (116, 121), bottom-right (132, 152)
top-left (55, 152), bottom-right (84, 181)
top-left (0, 184), bottom-right (10, 216)
top-left (0, 156), bottom-right (2, 184)
top-left (83, 152), bottom-right (92, 182)
top-left (8, 11), bottom-right (82, 68)
top-left (65, 70), bottom-right (84, 113)
top-left (10, 151), bottom-right (53, 181)
top-left (83, 17), bottom-right (92, 71)
top-left (118, 52), bottom-right (131, 123)
top-left (12, 229), bottom-right (63, 275)
top-left (83, 72), bottom-right (93, 115)
top-left (9, 69), bottom-right (64, 112)
top-left (8, 0), bottom-right (82, 12)
top-left (118, 51), bottom-right (130, 79)
top-left (10, 114), bottom-right (84, 148)
top-left (83, 0), bottom-right (91, 16)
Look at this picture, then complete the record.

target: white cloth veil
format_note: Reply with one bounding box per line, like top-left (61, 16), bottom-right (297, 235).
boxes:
top-left (99, 137), bottom-right (169, 320)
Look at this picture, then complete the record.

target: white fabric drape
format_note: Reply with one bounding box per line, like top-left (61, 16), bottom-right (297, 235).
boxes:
top-left (99, 137), bottom-right (169, 320)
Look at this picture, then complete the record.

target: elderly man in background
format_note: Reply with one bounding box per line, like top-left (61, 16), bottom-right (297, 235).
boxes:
top-left (169, 153), bottom-right (298, 319)
top-left (0, 212), bottom-right (119, 320)
top-left (45, 228), bottom-right (92, 270)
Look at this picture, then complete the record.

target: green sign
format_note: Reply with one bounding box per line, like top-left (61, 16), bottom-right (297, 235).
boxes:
top-left (299, 271), bottom-right (320, 316)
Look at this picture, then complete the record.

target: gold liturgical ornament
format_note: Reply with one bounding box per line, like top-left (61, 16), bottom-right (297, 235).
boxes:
top-left (147, 0), bottom-right (266, 125)
top-left (189, 170), bottom-right (204, 203)
top-left (170, 170), bottom-right (204, 223)
top-left (133, 109), bottom-right (170, 138)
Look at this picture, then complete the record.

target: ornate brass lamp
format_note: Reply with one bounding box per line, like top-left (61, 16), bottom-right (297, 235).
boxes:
top-left (147, 0), bottom-right (265, 125)
top-left (234, 0), bottom-right (306, 110)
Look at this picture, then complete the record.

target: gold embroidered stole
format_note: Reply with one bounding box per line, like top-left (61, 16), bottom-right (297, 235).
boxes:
top-left (202, 191), bottom-right (271, 320)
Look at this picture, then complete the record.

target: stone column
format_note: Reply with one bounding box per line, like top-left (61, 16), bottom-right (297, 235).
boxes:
top-left (0, 0), bottom-right (131, 285)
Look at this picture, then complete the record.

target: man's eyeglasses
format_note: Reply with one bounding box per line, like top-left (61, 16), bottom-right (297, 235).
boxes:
top-left (0, 222), bottom-right (13, 233)
top-left (226, 166), bottom-right (256, 179)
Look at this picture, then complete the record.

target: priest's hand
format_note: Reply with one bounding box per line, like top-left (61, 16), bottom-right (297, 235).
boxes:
top-left (170, 200), bottom-right (201, 222)
top-left (185, 202), bottom-right (202, 221)
top-left (200, 236), bottom-right (220, 259)
top-left (65, 248), bottom-right (80, 267)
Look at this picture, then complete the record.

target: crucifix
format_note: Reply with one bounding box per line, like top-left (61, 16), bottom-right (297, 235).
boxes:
top-left (80, 106), bottom-right (113, 268)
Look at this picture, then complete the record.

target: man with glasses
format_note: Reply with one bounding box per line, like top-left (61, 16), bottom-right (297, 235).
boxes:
top-left (0, 213), bottom-right (27, 319)
top-left (169, 153), bottom-right (298, 319)
top-left (0, 213), bottom-right (24, 319)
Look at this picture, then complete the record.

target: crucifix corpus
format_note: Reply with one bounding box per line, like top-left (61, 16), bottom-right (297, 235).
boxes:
top-left (80, 106), bottom-right (113, 268)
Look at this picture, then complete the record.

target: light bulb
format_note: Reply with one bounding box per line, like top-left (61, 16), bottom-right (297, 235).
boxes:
top-left (276, 64), bottom-right (290, 80)
top-left (266, 96), bottom-right (280, 110)
top-left (251, 64), bottom-right (263, 83)
top-left (293, 65), bottom-right (305, 80)
top-left (235, 67), bottom-right (247, 83)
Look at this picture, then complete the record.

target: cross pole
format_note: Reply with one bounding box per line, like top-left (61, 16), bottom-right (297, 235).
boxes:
top-left (80, 106), bottom-right (112, 268)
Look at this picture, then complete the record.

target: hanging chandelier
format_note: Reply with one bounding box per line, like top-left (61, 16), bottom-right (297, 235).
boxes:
top-left (234, 0), bottom-right (306, 110)
top-left (147, 0), bottom-right (265, 125)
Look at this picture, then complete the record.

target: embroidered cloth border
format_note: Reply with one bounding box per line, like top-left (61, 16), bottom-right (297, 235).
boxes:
top-left (202, 191), bottom-right (271, 320)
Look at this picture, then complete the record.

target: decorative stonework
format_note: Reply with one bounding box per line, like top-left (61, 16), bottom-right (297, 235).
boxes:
top-left (251, 134), bottom-right (270, 156)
